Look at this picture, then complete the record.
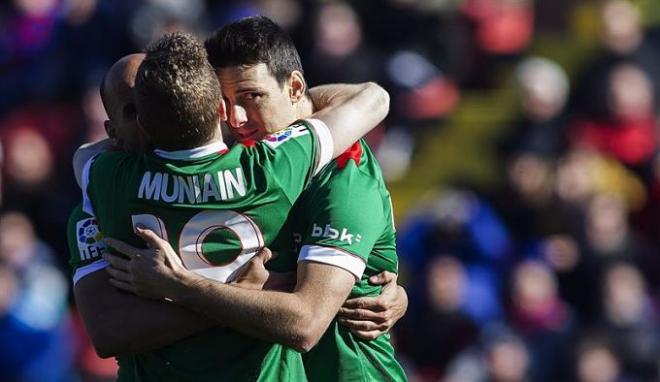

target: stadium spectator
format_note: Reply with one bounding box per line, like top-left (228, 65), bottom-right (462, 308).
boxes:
top-left (509, 261), bottom-right (574, 382)
top-left (570, 63), bottom-right (657, 170)
top-left (574, 335), bottom-right (626, 382)
top-left (397, 256), bottom-right (477, 380)
top-left (599, 263), bottom-right (659, 379)
top-left (445, 325), bottom-right (531, 382)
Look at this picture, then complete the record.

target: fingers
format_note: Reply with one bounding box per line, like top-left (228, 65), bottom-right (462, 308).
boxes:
top-left (369, 271), bottom-right (397, 286)
top-left (337, 317), bottom-right (389, 332)
top-left (108, 277), bottom-right (137, 294)
top-left (337, 307), bottom-right (387, 322)
top-left (342, 296), bottom-right (387, 311)
top-left (256, 247), bottom-right (273, 263)
top-left (105, 265), bottom-right (131, 283)
top-left (105, 237), bottom-right (141, 259)
top-left (103, 253), bottom-right (131, 272)
top-left (135, 227), bottom-right (164, 249)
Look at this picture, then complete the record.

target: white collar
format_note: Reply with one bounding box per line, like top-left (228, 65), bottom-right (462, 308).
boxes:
top-left (153, 140), bottom-right (228, 161)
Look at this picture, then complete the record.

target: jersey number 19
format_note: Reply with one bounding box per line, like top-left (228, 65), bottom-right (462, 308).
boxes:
top-left (131, 211), bottom-right (264, 282)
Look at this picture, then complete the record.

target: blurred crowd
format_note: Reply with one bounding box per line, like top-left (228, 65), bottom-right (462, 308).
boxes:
top-left (1, 0), bottom-right (660, 381)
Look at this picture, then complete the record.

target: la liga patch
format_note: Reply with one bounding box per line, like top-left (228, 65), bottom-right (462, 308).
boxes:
top-left (76, 217), bottom-right (106, 261)
top-left (263, 124), bottom-right (309, 148)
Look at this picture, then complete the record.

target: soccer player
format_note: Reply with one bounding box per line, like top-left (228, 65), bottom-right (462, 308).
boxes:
top-left (207, 17), bottom-right (406, 381)
top-left (76, 32), bottom-right (388, 381)
top-left (69, 53), bottom-right (228, 361)
top-left (107, 16), bottom-right (407, 381)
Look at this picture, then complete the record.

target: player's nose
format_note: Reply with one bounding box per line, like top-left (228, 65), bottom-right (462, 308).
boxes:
top-left (229, 105), bottom-right (248, 129)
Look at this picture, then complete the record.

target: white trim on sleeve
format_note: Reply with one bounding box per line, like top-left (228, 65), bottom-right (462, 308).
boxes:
top-left (73, 140), bottom-right (113, 188)
top-left (81, 156), bottom-right (98, 216)
top-left (72, 259), bottom-right (109, 285)
top-left (298, 245), bottom-right (366, 282)
top-left (303, 118), bottom-right (334, 176)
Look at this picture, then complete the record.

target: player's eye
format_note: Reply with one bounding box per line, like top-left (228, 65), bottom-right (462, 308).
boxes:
top-left (243, 92), bottom-right (262, 101)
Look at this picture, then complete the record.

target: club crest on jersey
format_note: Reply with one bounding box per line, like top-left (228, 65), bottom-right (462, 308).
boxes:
top-left (263, 125), bottom-right (309, 148)
top-left (76, 217), bottom-right (106, 261)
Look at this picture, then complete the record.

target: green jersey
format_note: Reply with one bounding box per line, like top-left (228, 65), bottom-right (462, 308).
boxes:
top-left (76, 120), bottom-right (333, 381)
top-left (292, 140), bottom-right (407, 381)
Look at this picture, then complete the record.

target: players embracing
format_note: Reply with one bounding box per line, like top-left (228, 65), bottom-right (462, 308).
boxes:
top-left (69, 16), bottom-right (407, 382)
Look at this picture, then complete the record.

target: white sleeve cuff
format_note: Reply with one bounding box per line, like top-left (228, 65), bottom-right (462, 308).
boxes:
top-left (303, 118), bottom-right (333, 176)
top-left (73, 141), bottom-right (112, 188)
top-left (72, 259), bottom-right (109, 285)
top-left (298, 245), bottom-right (366, 282)
top-left (81, 155), bottom-right (98, 216)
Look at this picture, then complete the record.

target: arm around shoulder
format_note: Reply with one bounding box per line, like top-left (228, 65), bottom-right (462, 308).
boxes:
top-left (309, 82), bottom-right (390, 158)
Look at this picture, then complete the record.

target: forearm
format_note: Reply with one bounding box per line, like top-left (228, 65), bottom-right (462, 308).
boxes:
top-left (75, 271), bottom-right (215, 357)
top-left (171, 273), bottom-right (314, 351)
top-left (309, 82), bottom-right (390, 157)
top-left (168, 263), bottom-right (354, 352)
top-left (309, 84), bottom-right (366, 110)
top-left (98, 296), bottom-right (215, 356)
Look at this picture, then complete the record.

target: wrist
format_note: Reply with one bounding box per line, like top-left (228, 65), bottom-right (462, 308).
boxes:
top-left (166, 268), bottom-right (201, 303)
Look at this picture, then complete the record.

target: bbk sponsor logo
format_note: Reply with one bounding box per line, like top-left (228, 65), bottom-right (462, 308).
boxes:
top-left (311, 224), bottom-right (362, 245)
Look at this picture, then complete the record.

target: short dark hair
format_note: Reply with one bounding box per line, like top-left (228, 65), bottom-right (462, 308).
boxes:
top-left (135, 32), bottom-right (221, 150)
top-left (205, 16), bottom-right (303, 86)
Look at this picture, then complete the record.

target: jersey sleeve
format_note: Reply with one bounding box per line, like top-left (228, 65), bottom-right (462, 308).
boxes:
top-left (74, 151), bottom-right (129, 284)
top-left (297, 167), bottom-right (386, 281)
top-left (260, 118), bottom-right (333, 202)
top-left (67, 204), bottom-right (108, 285)
top-left (83, 150), bottom-right (131, 222)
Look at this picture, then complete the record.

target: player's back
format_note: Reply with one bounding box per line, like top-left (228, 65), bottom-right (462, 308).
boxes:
top-left (83, 121), bottom-right (330, 381)
top-left (89, 146), bottom-right (297, 278)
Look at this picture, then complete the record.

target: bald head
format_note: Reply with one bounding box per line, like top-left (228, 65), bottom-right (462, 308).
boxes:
top-left (100, 53), bottom-right (150, 153)
top-left (101, 53), bottom-right (144, 115)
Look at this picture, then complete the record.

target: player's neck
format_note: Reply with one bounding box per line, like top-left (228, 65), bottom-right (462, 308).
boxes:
top-left (168, 123), bottom-right (225, 150)
top-left (295, 95), bottom-right (315, 120)
top-left (204, 124), bottom-right (224, 146)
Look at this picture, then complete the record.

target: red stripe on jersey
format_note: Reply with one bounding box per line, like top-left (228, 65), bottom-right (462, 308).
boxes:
top-left (336, 142), bottom-right (363, 169)
top-left (218, 148), bottom-right (229, 155)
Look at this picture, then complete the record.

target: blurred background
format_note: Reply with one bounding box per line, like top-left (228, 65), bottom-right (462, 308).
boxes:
top-left (1, 0), bottom-right (660, 381)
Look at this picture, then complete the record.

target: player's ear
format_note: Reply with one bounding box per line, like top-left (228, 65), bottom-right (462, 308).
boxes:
top-left (289, 71), bottom-right (306, 104)
top-left (218, 99), bottom-right (228, 121)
